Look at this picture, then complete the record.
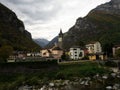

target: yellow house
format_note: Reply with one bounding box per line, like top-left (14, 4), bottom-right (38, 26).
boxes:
top-left (88, 53), bottom-right (107, 61)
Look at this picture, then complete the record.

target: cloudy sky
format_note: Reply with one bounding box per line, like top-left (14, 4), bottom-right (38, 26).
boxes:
top-left (0, 0), bottom-right (110, 41)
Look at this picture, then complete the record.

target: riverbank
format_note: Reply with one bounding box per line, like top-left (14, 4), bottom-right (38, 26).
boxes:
top-left (0, 60), bottom-right (118, 90)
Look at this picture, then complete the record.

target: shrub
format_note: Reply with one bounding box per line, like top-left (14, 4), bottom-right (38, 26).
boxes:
top-left (105, 61), bottom-right (117, 67)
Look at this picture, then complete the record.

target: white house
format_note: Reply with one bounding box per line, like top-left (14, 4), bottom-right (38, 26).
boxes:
top-left (27, 52), bottom-right (41, 57)
top-left (69, 46), bottom-right (84, 60)
top-left (86, 41), bottom-right (102, 54)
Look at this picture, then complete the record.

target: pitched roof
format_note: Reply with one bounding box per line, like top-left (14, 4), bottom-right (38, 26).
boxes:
top-left (70, 46), bottom-right (87, 50)
top-left (114, 45), bottom-right (120, 48)
top-left (47, 49), bottom-right (52, 53)
top-left (87, 41), bottom-right (100, 44)
top-left (52, 46), bottom-right (62, 50)
top-left (88, 52), bottom-right (105, 55)
top-left (42, 49), bottom-right (51, 53)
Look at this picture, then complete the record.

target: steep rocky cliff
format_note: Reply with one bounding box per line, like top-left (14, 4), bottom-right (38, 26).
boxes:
top-left (63, 0), bottom-right (120, 50)
top-left (0, 3), bottom-right (40, 51)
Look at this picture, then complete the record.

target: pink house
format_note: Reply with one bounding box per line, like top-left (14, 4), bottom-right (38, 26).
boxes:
top-left (41, 45), bottom-right (63, 59)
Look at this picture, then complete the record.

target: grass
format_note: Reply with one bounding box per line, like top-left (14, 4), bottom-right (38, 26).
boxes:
top-left (56, 61), bottom-right (108, 79)
top-left (0, 60), bottom-right (110, 90)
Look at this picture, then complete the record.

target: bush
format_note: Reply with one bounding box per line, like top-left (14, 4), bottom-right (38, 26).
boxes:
top-left (55, 72), bottom-right (66, 79)
top-left (105, 61), bottom-right (117, 67)
top-left (82, 55), bottom-right (89, 60)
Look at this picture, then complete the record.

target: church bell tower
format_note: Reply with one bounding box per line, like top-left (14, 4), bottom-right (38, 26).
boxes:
top-left (58, 29), bottom-right (63, 49)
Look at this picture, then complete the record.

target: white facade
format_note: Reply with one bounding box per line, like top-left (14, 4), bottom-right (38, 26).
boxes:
top-left (86, 42), bottom-right (102, 54)
top-left (70, 47), bottom-right (84, 60)
top-left (27, 52), bottom-right (41, 57)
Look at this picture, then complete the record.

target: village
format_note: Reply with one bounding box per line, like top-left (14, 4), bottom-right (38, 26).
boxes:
top-left (1, 0), bottom-right (120, 89)
top-left (5, 31), bottom-right (120, 89)
top-left (7, 29), bottom-right (120, 63)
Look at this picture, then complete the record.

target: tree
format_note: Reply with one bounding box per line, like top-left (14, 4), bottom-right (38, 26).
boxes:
top-left (75, 41), bottom-right (85, 47)
top-left (102, 43), bottom-right (113, 57)
top-left (61, 52), bottom-right (69, 60)
top-left (0, 45), bottom-right (13, 62)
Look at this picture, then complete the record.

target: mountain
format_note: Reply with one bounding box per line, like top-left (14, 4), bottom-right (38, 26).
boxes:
top-left (45, 36), bottom-right (58, 49)
top-left (0, 3), bottom-right (41, 51)
top-left (62, 0), bottom-right (120, 50)
top-left (33, 38), bottom-right (49, 48)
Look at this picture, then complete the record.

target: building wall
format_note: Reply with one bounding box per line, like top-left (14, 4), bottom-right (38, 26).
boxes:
top-left (94, 42), bottom-right (102, 53)
top-left (99, 55), bottom-right (107, 60)
top-left (86, 42), bottom-right (102, 54)
top-left (58, 30), bottom-right (63, 49)
top-left (86, 44), bottom-right (94, 53)
top-left (70, 48), bottom-right (84, 60)
top-left (52, 50), bottom-right (63, 59)
top-left (88, 55), bottom-right (96, 60)
top-left (41, 50), bottom-right (50, 57)
top-left (41, 49), bottom-right (63, 59)
top-left (113, 47), bottom-right (120, 56)
top-left (88, 54), bottom-right (107, 60)
top-left (58, 37), bottom-right (63, 49)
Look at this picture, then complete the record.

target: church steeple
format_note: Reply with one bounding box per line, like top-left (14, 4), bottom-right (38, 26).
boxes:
top-left (59, 28), bottom-right (63, 37)
top-left (58, 28), bottom-right (63, 49)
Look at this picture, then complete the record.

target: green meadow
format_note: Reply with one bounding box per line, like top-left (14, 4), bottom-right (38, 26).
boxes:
top-left (0, 60), bottom-right (111, 90)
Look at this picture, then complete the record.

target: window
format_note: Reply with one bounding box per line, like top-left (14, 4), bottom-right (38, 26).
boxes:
top-left (43, 53), bottom-right (46, 55)
top-left (75, 55), bottom-right (77, 56)
top-left (79, 52), bottom-right (83, 57)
